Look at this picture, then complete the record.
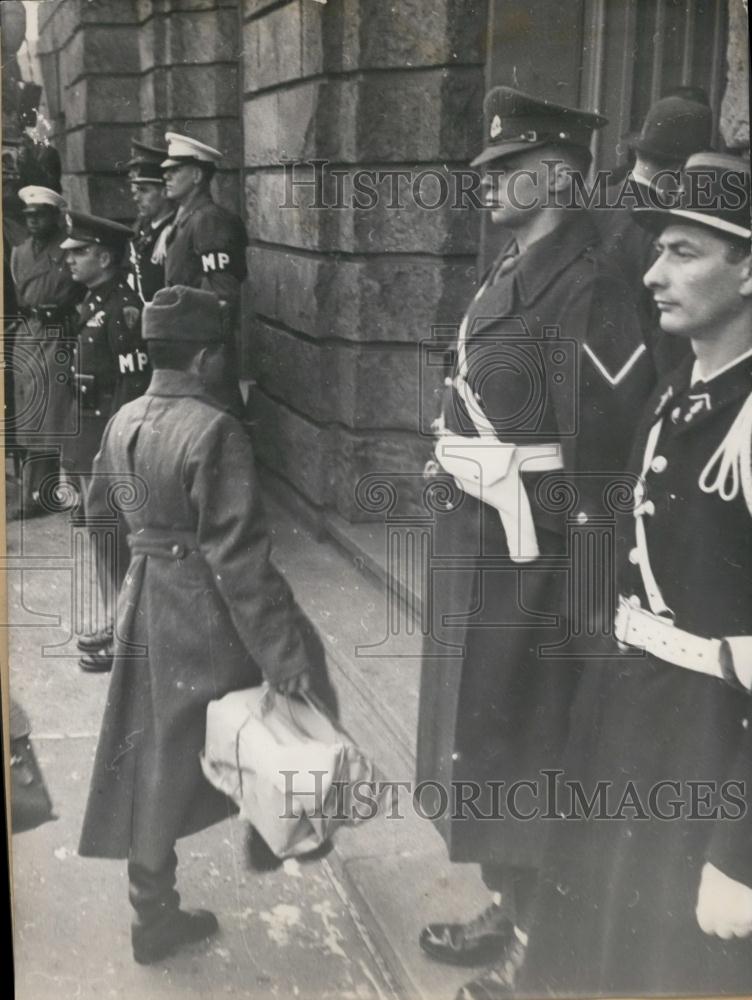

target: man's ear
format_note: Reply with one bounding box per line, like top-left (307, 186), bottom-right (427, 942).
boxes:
top-left (547, 159), bottom-right (573, 195)
top-left (739, 258), bottom-right (752, 298)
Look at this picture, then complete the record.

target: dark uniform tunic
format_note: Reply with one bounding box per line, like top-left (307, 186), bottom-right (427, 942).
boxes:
top-left (129, 211), bottom-right (175, 303)
top-left (9, 224), bottom-right (83, 450)
top-left (164, 188), bottom-right (248, 413)
top-left (416, 211), bottom-right (657, 870)
top-left (61, 275), bottom-right (150, 476)
top-left (78, 370), bottom-right (308, 870)
top-left (164, 189), bottom-right (247, 318)
top-left (523, 353), bottom-right (752, 996)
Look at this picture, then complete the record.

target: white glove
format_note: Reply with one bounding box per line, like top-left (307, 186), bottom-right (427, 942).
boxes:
top-left (696, 861), bottom-right (752, 939)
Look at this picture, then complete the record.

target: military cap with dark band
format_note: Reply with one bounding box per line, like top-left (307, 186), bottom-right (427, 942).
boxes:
top-left (60, 210), bottom-right (134, 252)
top-left (633, 152), bottom-right (751, 240)
top-left (143, 285), bottom-right (226, 343)
top-left (471, 86), bottom-right (607, 168)
top-left (127, 139), bottom-right (167, 183)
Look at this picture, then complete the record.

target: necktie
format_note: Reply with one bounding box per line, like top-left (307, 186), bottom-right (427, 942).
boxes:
top-left (490, 240), bottom-right (520, 284)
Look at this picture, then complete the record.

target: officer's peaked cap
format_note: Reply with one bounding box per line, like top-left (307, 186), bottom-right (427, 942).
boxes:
top-left (472, 86), bottom-right (607, 168)
top-left (162, 132), bottom-right (222, 169)
top-left (19, 185), bottom-right (67, 212)
top-left (127, 139), bottom-right (168, 182)
top-left (143, 286), bottom-right (226, 343)
top-left (60, 210), bottom-right (133, 252)
top-left (633, 152), bottom-right (751, 240)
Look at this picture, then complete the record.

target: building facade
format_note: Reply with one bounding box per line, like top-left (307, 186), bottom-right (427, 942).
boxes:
top-left (35, 0), bottom-right (750, 528)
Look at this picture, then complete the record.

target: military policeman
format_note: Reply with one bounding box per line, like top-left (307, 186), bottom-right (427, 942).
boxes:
top-left (60, 211), bottom-right (151, 671)
top-left (416, 87), bottom-right (656, 1000)
top-left (126, 140), bottom-right (175, 303)
top-left (522, 152), bottom-right (752, 998)
top-left (160, 132), bottom-right (248, 412)
top-left (78, 286), bottom-right (310, 965)
top-left (9, 185), bottom-right (83, 518)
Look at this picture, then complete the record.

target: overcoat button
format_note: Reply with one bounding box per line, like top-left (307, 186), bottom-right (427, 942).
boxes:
top-left (651, 455), bottom-right (668, 473)
top-left (575, 511), bottom-right (588, 525)
top-left (628, 548), bottom-right (639, 565)
top-left (670, 406), bottom-right (681, 423)
top-left (171, 544), bottom-right (181, 557)
top-left (642, 500), bottom-right (656, 516)
top-left (451, 751), bottom-right (459, 761)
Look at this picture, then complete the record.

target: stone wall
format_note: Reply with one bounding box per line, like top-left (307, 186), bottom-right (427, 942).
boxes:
top-left (36, 0), bottom-right (242, 222)
top-left (241, 0), bottom-right (488, 522)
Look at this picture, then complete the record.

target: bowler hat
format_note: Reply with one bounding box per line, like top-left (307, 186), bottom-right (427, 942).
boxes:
top-left (143, 286), bottom-right (226, 342)
top-left (626, 96), bottom-right (712, 164)
top-left (633, 152), bottom-right (751, 240)
top-left (472, 86), bottom-right (607, 168)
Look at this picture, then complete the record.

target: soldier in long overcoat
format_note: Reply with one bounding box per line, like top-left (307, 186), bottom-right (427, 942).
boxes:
top-left (9, 186), bottom-right (83, 516)
top-left (78, 286), bottom-right (311, 965)
top-left (415, 88), bottom-right (657, 1000)
top-left (521, 152), bottom-right (752, 998)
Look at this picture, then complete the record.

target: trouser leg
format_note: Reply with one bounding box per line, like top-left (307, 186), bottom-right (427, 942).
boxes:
top-left (480, 863), bottom-right (539, 931)
top-left (128, 846), bottom-right (180, 930)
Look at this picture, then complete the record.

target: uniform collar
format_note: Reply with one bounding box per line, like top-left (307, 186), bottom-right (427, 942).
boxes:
top-left (84, 273), bottom-right (121, 307)
top-left (146, 369), bottom-right (232, 412)
top-left (514, 210), bottom-right (599, 305)
top-left (654, 351), bottom-right (752, 423)
top-left (690, 346), bottom-right (752, 387)
top-left (176, 188), bottom-right (212, 226)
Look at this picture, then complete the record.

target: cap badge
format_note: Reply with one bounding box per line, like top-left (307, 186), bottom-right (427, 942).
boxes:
top-left (490, 115), bottom-right (502, 140)
top-left (65, 213), bottom-right (73, 234)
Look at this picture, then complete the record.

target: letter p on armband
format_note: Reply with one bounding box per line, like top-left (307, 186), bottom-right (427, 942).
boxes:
top-left (201, 251), bottom-right (231, 273)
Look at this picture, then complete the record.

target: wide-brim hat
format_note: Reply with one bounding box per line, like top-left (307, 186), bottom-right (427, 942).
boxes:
top-left (633, 152), bottom-right (751, 240)
top-left (143, 285), bottom-right (226, 342)
top-left (471, 86), bottom-right (607, 168)
top-left (161, 132), bottom-right (222, 169)
top-left (625, 96), bottom-right (712, 164)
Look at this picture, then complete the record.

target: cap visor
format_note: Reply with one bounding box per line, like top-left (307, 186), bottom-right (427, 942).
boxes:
top-left (470, 139), bottom-right (549, 168)
top-left (59, 237), bottom-right (89, 249)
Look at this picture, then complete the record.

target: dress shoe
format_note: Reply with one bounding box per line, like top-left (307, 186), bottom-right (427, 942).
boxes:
top-left (132, 908), bottom-right (219, 965)
top-left (77, 622), bottom-right (114, 652)
top-left (79, 641), bottom-right (114, 673)
top-left (455, 935), bottom-right (527, 1000)
top-left (419, 902), bottom-right (513, 966)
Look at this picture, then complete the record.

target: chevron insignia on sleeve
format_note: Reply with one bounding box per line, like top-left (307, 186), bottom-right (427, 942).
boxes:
top-left (583, 342), bottom-right (646, 386)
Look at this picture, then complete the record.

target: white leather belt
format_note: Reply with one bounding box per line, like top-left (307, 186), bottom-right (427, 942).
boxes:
top-left (615, 596), bottom-right (723, 681)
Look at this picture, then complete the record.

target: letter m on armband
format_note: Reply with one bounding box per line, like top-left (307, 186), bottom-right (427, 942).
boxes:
top-left (201, 251), bottom-right (231, 273)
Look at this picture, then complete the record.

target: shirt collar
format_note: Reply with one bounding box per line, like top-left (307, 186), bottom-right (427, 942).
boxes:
top-left (691, 347), bottom-right (752, 386)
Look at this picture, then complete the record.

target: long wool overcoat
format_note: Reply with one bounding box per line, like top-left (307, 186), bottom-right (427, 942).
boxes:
top-left (416, 211), bottom-right (657, 869)
top-left (78, 370), bottom-right (309, 870)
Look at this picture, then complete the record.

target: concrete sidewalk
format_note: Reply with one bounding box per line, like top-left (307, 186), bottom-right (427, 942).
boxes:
top-left (6, 489), bottom-right (489, 1000)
